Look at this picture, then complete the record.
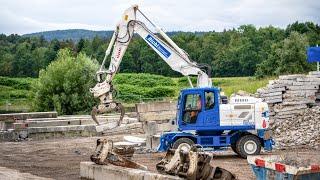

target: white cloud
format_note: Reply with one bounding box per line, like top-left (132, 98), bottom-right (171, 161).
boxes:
top-left (0, 0), bottom-right (319, 34)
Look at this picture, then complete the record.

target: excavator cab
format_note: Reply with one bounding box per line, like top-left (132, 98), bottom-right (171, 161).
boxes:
top-left (177, 88), bottom-right (220, 132)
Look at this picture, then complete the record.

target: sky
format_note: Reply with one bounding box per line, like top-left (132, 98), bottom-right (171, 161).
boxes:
top-left (0, 0), bottom-right (319, 35)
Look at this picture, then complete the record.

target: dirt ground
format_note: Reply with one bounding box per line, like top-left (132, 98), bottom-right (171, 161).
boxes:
top-left (0, 136), bottom-right (319, 180)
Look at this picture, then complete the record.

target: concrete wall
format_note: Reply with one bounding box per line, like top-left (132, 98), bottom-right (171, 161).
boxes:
top-left (80, 162), bottom-right (182, 180)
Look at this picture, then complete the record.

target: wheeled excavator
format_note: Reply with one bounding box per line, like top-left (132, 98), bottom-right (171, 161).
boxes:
top-left (90, 5), bottom-right (273, 161)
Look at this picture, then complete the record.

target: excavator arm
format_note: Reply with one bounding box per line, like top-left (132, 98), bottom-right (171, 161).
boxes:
top-left (90, 5), bottom-right (212, 126)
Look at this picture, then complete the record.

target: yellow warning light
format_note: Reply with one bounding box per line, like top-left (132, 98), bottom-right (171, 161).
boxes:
top-left (124, 15), bottom-right (128, 21)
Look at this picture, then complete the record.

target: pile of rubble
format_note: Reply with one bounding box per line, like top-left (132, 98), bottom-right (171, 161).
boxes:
top-left (256, 71), bottom-right (320, 149)
top-left (273, 106), bottom-right (320, 148)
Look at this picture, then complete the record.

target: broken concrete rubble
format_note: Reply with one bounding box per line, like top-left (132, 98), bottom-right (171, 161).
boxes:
top-left (256, 71), bottom-right (320, 149)
top-left (272, 106), bottom-right (320, 149)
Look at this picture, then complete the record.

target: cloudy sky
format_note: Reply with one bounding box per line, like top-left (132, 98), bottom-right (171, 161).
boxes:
top-left (0, 0), bottom-right (319, 35)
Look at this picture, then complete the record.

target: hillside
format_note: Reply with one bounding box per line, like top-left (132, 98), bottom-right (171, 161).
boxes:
top-left (22, 29), bottom-right (206, 41)
top-left (23, 29), bottom-right (114, 41)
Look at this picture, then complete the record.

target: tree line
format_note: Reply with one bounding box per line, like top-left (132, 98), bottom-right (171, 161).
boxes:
top-left (0, 21), bottom-right (319, 78)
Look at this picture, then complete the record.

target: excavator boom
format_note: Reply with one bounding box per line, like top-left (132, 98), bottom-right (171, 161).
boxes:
top-left (90, 5), bottom-right (212, 128)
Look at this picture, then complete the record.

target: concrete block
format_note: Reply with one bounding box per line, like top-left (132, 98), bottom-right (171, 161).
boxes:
top-left (297, 77), bottom-right (320, 82)
top-left (274, 104), bottom-right (307, 112)
top-left (258, 87), bottom-right (285, 94)
top-left (138, 111), bottom-right (176, 122)
top-left (80, 161), bottom-right (181, 180)
top-left (277, 109), bottom-right (305, 116)
top-left (259, 91), bottom-right (282, 97)
top-left (146, 135), bottom-right (160, 150)
top-left (279, 74), bottom-right (305, 80)
top-left (156, 122), bottom-right (177, 132)
top-left (136, 102), bottom-right (177, 113)
top-left (309, 71), bottom-right (320, 75)
top-left (27, 124), bottom-right (96, 134)
top-left (145, 121), bottom-right (157, 136)
top-left (12, 122), bottom-right (28, 130)
top-left (0, 122), bottom-right (5, 131)
top-left (286, 85), bottom-right (318, 90)
top-left (103, 123), bottom-right (144, 135)
top-left (265, 98), bottom-right (282, 103)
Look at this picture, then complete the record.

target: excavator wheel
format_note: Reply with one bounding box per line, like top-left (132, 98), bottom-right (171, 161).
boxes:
top-left (172, 138), bottom-right (195, 152)
top-left (230, 143), bottom-right (238, 155)
top-left (236, 135), bottom-right (261, 158)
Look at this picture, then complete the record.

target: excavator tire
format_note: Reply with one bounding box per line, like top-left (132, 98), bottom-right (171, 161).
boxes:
top-left (172, 138), bottom-right (194, 152)
top-left (231, 143), bottom-right (238, 155)
top-left (236, 135), bottom-right (261, 158)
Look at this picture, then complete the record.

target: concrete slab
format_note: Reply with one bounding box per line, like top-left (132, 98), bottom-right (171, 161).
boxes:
top-left (80, 161), bottom-right (182, 180)
top-left (0, 112), bottom-right (57, 122)
top-left (27, 124), bottom-right (96, 134)
top-left (0, 166), bottom-right (53, 180)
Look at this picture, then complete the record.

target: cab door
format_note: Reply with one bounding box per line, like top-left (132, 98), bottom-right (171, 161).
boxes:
top-left (202, 90), bottom-right (220, 128)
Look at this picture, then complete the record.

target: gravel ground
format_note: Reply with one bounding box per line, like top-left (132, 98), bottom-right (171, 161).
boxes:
top-left (0, 136), bottom-right (319, 180)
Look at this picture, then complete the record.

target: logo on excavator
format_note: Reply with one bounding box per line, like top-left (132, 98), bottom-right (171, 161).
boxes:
top-left (116, 47), bottom-right (121, 59)
top-left (145, 35), bottom-right (171, 58)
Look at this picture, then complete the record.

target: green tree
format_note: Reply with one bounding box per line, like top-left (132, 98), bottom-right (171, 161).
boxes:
top-left (256, 31), bottom-right (311, 77)
top-left (276, 31), bottom-right (311, 74)
top-left (32, 49), bottom-right (99, 114)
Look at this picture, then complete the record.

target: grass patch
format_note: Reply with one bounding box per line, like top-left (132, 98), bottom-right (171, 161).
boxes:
top-left (212, 77), bottom-right (273, 96)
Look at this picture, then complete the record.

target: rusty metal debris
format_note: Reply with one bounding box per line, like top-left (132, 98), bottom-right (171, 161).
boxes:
top-left (156, 146), bottom-right (235, 180)
top-left (90, 138), bottom-right (147, 170)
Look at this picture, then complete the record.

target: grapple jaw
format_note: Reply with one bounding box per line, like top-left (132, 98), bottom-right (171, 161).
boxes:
top-left (90, 138), bottom-right (147, 170)
top-left (91, 101), bottom-right (125, 126)
top-left (156, 146), bottom-right (235, 180)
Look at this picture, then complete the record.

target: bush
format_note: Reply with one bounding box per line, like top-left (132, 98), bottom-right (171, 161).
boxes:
top-left (146, 86), bottom-right (176, 98)
top-left (32, 49), bottom-right (99, 114)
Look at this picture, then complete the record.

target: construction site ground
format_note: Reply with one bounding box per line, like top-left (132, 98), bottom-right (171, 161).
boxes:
top-left (0, 135), bottom-right (319, 180)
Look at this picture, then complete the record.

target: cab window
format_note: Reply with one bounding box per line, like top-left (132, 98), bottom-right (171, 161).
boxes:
top-left (205, 91), bottom-right (215, 110)
top-left (183, 94), bottom-right (201, 124)
top-left (184, 94), bottom-right (201, 110)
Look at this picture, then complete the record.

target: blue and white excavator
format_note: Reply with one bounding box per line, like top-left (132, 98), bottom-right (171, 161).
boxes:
top-left (90, 5), bottom-right (273, 159)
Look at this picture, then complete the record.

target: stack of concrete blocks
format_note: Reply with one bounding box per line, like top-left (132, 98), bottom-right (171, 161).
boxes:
top-left (0, 112), bottom-right (57, 141)
top-left (136, 101), bottom-right (178, 150)
top-left (25, 114), bottom-right (141, 139)
top-left (1, 112), bottom-right (141, 141)
top-left (0, 111), bottom-right (57, 131)
top-left (256, 71), bottom-right (320, 148)
top-left (257, 72), bottom-right (320, 122)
